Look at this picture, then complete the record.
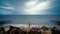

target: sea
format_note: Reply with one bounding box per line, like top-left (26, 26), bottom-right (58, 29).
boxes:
top-left (0, 15), bottom-right (60, 28)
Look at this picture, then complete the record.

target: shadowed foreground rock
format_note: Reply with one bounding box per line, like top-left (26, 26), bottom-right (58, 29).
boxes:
top-left (0, 26), bottom-right (60, 34)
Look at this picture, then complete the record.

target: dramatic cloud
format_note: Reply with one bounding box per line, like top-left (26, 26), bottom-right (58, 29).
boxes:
top-left (1, 6), bottom-right (15, 11)
top-left (0, 0), bottom-right (60, 15)
top-left (24, 0), bottom-right (50, 14)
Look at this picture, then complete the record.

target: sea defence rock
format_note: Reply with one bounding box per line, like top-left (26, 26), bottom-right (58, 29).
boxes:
top-left (0, 26), bottom-right (60, 34)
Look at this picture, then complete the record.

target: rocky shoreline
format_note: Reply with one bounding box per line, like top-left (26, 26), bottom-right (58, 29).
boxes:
top-left (0, 26), bottom-right (60, 34)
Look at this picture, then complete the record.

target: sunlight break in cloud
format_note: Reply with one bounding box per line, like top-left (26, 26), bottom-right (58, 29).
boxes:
top-left (23, 0), bottom-right (51, 15)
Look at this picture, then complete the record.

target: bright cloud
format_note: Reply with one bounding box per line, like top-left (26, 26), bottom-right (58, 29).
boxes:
top-left (0, 0), bottom-right (60, 15)
top-left (1, 6), bottom-right (15, 11)
top-left (23, 0), bottom-right (51, 15)
top-left (25, 0), bottom-right (38, 8)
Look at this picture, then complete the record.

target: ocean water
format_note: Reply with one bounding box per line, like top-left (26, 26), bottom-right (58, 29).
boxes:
top-left (0, 15), bottom-right (60, 27)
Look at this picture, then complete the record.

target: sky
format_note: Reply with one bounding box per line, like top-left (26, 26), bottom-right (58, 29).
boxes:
top-left (0, 0), bottom-right (60, 15)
